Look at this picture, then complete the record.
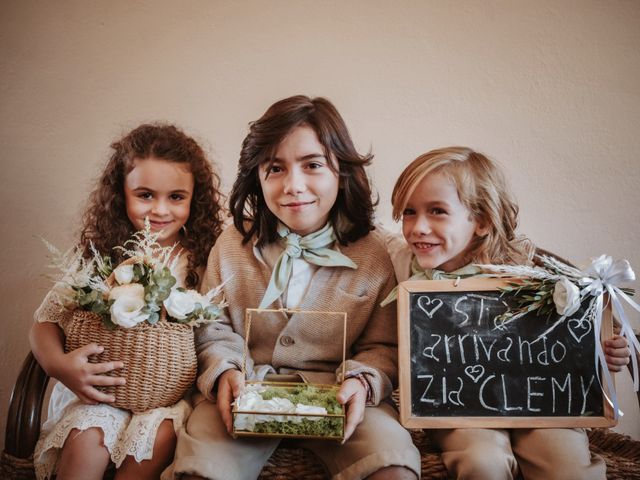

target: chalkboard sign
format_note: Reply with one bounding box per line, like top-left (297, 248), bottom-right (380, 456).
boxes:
top-left (397, 278), bottom-right (615, 428)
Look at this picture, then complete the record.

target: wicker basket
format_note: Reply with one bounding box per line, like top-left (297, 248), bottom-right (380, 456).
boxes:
top-left (63, 310), bottom-right (196, 413)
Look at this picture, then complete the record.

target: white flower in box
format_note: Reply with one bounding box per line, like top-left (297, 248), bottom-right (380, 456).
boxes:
top-left (254, 397), bottom-right (295, 424)
top-left (232, 309), bottom-right (347, 440)
top-left (294, 404), bottom-right (327, 419)
top-left (233, 383), bottom-right (338, 436)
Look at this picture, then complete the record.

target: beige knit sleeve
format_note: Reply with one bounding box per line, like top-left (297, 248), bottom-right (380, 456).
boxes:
top-left (195, 239), bottom-right (249, 400)
top-left (337, 233), bottom-right (399, 405)
top-left (340, 267), bottom-right (398, 406)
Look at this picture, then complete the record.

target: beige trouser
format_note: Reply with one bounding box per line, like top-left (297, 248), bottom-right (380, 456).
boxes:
top-left (163, 395), bottom-right (421, 480)
top-left (434, 427), bottom-right (606, 480)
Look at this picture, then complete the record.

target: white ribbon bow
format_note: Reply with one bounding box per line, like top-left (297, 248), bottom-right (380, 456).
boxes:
top-left (577, 255), bottom-right (640, 418)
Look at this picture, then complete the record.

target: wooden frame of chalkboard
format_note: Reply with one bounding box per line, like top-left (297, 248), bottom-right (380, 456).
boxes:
top-left (397, 278), bottom-right (615, 428)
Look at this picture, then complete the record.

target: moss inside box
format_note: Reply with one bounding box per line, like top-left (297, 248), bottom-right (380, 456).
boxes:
top-left (233, 384), bottom-right (344, 438)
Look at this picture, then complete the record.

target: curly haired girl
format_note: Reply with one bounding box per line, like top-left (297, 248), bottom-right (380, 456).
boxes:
top-left (30, 123), bottom-right (225, 480)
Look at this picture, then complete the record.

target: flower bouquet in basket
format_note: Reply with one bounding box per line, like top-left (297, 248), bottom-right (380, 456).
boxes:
top-left (44, 222), bottom-right (225, 413)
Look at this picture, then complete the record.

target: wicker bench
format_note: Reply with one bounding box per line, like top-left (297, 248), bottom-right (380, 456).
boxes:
top-left (2, 352), bottom-right (639, 479)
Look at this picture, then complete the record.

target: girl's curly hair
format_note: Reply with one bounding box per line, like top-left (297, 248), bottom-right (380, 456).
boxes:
top-left (80, 123), bottom-right (225, 288)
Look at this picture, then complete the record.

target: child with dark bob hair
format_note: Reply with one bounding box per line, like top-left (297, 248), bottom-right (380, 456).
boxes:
top-left (165, 96), bottom-right (420, 480)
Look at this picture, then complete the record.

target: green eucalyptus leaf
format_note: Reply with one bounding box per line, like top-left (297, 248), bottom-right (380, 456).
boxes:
top-left (133, 263), bottom-right (145, 282)
top-left (147, 311), bottom-right (159, 324)
top-left (102, 316), bottom-right (118, 330)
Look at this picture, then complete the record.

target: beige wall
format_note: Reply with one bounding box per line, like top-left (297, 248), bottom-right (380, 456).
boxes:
top-left (1, 1), bottom-right (639, 450)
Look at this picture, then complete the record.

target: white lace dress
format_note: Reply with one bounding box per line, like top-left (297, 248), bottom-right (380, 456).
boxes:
top-left (33, 254), bottom-right (194, 480)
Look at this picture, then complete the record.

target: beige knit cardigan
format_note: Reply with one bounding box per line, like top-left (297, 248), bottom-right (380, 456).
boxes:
top-left (196, 226), bottom-right (399, 406)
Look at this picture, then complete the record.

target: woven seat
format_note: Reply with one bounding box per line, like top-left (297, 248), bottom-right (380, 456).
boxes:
top-left (2, 353), bottom-right (639, 479)
top-left (254, 422), bottom-right (640, 480)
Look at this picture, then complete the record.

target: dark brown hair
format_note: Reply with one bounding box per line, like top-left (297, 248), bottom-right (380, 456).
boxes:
top-left (80, 123), bottom-right (225, 288)
top-left (229, 95), bottom-right (375, 246)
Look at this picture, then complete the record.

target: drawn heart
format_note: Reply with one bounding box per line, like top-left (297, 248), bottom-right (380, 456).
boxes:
top-left (464, 365), bottom-right (485, 383)
top-left (568, 319), bottom-right (592, 343)
top-left (417, 296), bottom-right (443, 319)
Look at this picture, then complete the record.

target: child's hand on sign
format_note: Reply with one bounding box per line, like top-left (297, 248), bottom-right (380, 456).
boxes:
top-left (604, 335), bottom-right (630, 372)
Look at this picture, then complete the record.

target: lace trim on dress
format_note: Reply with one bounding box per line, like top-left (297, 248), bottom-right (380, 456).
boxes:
top-left (34, 393), bottom-right (191, 480)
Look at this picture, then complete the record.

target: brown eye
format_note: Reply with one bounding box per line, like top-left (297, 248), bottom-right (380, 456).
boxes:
top-left (306, 161), bottom-right (324, 169)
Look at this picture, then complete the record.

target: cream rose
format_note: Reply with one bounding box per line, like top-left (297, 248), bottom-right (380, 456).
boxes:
top-left (109, 292), bottom-right (150, 328)
top-left (553, 276), bottom-right (581, 316)
top-left (163, 289), bottom-right (203, 320)
top-left (113, 264), bottom-right (135, 285)
top-left (109, 283), bottom-right (145, 302)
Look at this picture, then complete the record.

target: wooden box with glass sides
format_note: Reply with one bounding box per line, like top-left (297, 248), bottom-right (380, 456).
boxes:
top-left (232, 308), bottom-right (347, 441)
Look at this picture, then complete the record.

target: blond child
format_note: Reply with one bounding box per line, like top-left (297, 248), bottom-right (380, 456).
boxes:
top-left (384, 146), bottom-right (630, 480)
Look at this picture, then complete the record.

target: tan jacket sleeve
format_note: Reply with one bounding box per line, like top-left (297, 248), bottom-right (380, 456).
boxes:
top-left (196, 242), bottom-right (253, 401)
top-left (339, 263), bottom-right (397, 405)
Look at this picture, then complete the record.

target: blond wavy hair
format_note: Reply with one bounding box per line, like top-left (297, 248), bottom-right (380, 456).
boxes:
top-left (391, 146), bottom-right (533, 265)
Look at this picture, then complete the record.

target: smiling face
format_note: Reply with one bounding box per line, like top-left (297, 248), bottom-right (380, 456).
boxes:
top-left (258, 125), bottom-right (340, 236)
top-left (124, 157), bottom-right (194, 247)
top-left (402, 171), bottom-right (484, 272)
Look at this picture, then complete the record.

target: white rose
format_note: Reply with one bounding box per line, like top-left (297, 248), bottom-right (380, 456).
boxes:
top-left (163, 289), bottom-right (200, 320)
top-left (109, 283), bottom-right (145, 302)
top-left (113, 264), bottom-right (135, 285)
top-left (110, 293), bottom-right (150, 328)
top-left (552, 276), bottom-right (581, 317)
